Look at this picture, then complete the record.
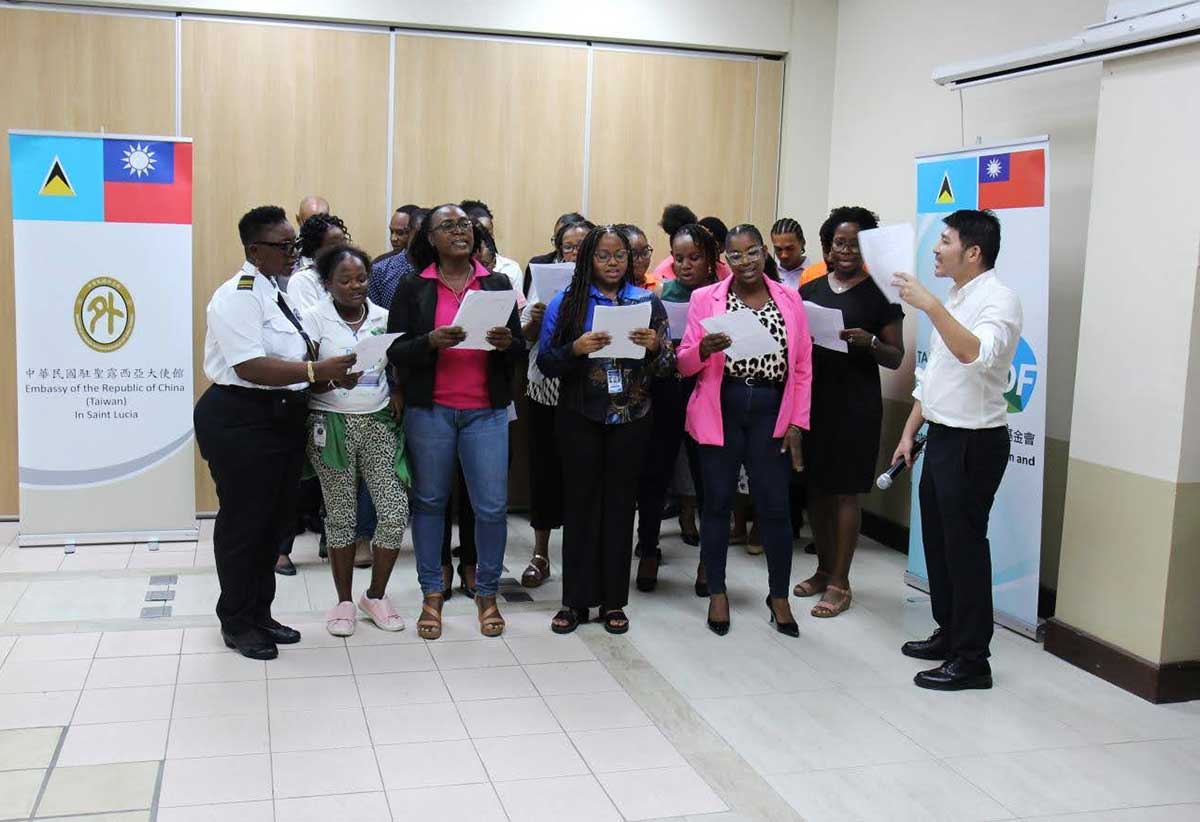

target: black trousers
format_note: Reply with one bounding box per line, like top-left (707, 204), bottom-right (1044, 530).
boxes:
top-left (195, 384), bottom-right (307, 635)
top-left (441, 465), bottom-right (477, 566)
top-left (918, 422), bottom-right (1010, 662)
top-left (557, 409), bottom-right (652, 611)
top-left (526, 398), bottom-right (564, 531)
top-left (635, 376), bottom-right (702, 554)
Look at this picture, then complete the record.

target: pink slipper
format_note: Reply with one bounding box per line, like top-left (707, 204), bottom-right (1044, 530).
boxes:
top-left (325, 601), bottom-right (357, 637)
top-left (358, 593), bottom-right (405, 632)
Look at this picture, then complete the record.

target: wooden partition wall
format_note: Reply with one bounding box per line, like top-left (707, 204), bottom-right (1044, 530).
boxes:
top-left (0, 6), bottom-right (785, 515)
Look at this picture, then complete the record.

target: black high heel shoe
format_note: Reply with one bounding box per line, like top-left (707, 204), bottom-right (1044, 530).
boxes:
top-left (707, 597), bottom-right (730, 636)
top-left (457, 562), bottom-right (477, 599)
top-left (766, 596), bottom-right (799, 637)
top-left (693, 562), bottom-right (709, 597)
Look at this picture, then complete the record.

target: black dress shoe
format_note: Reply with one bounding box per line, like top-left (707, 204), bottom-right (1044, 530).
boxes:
top-left (274, 555), bottom-right (297, 576)
top-left (914, 658), bottom-right (992, 691)
top-left (257, 620), bottom-right (301, 645)
top-left (222, 629), bottom-right (278, 660)
top-left (901, 628), bottom-right (950, 660)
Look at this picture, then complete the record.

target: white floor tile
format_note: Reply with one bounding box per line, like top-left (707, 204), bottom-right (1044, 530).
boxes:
top-left (176, 652), bottom-right (264, 685)
top-left (74, 684), bottom-right (175, 725)
top-left (86, 655), bottom-right (178, 689)
top-left (493, 774), bottom-right (622, 822)
top-left (571, 725), bottom-right (688, 773)
top-left (0, 657), bottom-right (91, 693)
top-left (38, 760), bottom-right (159, 816)
top-left (128, 546), bottom-right (196, 569)
top-left (269, 706), bottom-right (370, 752)
top-left (0, 726), bottom-right (61, 770)
top-left (355, 671), bottom-right (449, 707)
top-left (430, 639), bottom-right (519, 670)
top-left (173, 681), bottom-right (267, 719)
top-left (1025, 804), bottom-right (1200, 822)
top-left (544, 691), bottom-right (652, 732)
top-left (474, 731), bottom-right (588, 782)
top-left (364, 703), bottom-right (468, 745)
top-left (458, 696), bottom-right (561, 738)
top-left (160, 754), bottom-right (273, 807)
top-left (181, 628), bottom-right (228, 655)
top-left (386, 783), bottom-right (508, 822)
top-left (267, 647), bottom-right (352, 679)
top-left (767, 759), bottom-right (1014, 822)
top-left (168, 713), bottom-right (270, 759)
top-left (0, 768), bottom-right (45, 820)
top-left (0, 635), bottom-right (14, 663)
top-left (279, 623), bottom-right (348, 649)
top-left (0, 582), bottom-right (28, 623)
top-left (0, 546), bottom-right (62, 573)
top-left (10, 578), bottom-right (150, 622)
top-left (524, 661), bottom-right (623, 696)
top-left (272, 746), bottom-right (382, 798)
top-left (268, 675), bottom-right (362, 711)
top-left (0, 690), bottom-right (79, 729)
top-left (349, 642), bottom-right (435, 675)
top-left (157, 800), bottom-right (274, 822)
top-left (440, 665), bottom-right (537, 702)
top-left (375, 739), bottom-right (488, 790)
top-left (8, 631), bottom-right (100, 661)
top-left (96, 628), bottom-right (184, 658)
top-left (58, 546), bottom-right (133, 571)
top-left (57, 719), bottom-right (169, 766)
top-left (599, 766), bottom-right (728, 820)
top-left (504, 635), bottom-right (596, 665)
top-left (275, 791), bottom-right (391, 822)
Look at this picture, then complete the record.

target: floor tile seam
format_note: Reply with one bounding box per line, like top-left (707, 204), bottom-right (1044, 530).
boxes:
top-left (24, 710), bottom-right (69, 820)
top-left (344, 648), bottom-right (394, 820)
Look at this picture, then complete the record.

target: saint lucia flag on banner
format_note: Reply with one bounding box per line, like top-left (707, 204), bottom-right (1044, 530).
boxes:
top-left (103, 139), bottom-right (192, 223)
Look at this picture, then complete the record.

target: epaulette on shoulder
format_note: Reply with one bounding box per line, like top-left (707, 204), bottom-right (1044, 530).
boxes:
top-left (237, 275), bottom-right (255, 291)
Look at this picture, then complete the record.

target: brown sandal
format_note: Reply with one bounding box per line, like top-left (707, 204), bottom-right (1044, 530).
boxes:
top-left (477, 595), bottom-right (505, 637)
top-left (811, 585), bottom-right (851, 618)
top-left (521, 555), bottom-right (551, 588)
top-left (417, 593), bottom-right (444, 640)
top-left (793, 572), bottom-right (830, 598)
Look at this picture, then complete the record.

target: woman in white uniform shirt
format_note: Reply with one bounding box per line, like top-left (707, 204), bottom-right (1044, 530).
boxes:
top-left (302, 244), bottom-right (411, 636)
top-left (287, 213), bottom-right (350, 311)
top-left (194, 206), bottom-right (355, 660)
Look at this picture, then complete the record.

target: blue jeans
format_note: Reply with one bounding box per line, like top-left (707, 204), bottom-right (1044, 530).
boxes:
top-left (355, 478), bottom-right (377, 540)
top-left (698, 381), bottom-right (794, 598)
top-left (404, 404), bottom-right (508, 596)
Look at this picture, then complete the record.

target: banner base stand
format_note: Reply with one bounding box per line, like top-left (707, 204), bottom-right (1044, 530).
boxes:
top-left (18, 527), bottom-right (199, 548)
top-left (904, 573), bottom-right (1041, 642)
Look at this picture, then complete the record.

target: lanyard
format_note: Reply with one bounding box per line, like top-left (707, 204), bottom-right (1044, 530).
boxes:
top-left (276, 293), bottom-right (318, 361)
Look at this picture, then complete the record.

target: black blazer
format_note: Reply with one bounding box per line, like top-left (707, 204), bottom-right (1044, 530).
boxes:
top-left (386, 269), bottom-right (526, 409)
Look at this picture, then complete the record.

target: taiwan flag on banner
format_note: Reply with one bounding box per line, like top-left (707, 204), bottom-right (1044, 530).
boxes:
top-left (103, 139), bottom-right (192, 224)
top-left (977, 149), bottom-right (1045, 209)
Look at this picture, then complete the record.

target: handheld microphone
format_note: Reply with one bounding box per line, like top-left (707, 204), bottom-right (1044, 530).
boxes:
top-left (876, 432), bottom-right (927, 490)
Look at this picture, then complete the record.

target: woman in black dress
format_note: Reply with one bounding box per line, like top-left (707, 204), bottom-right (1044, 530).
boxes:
top-left (796, 206), bottom-right (904, 618)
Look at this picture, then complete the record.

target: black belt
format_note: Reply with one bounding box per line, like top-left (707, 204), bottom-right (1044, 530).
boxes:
top-left (217, 383), bottom-right (309, 404)
top-left (728, 376), bottom-right (786, 389)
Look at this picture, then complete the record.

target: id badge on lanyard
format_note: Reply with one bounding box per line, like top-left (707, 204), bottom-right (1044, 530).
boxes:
top-left (606, 363), bottom-right (624, 395)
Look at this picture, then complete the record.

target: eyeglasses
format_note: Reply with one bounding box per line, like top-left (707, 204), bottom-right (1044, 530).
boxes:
top-left (595, 250), bottom-right (629, 263)
top-left (560, 244), bottom-right (581, 256)
top-left (253, 239), bottom-right (297, 253)
top-left (725, 246), bottom-right (765, 264)
top-left (432, 219), bottom-right (473, 234)
top-left (632, 247), bottom-right (654, 260)
top-left (832, 238), bottom-right (860, 252)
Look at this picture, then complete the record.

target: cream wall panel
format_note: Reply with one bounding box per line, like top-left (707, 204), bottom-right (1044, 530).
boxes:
top-left (183, 19), bottom-right (391, 511)
top-left (750, 59), bottom-right (784, 232)
top-left (0, 7), bottom-right (176, 516)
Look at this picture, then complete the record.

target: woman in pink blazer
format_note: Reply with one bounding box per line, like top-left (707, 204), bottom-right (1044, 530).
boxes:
top-left (677, 224), bottom-right (813, 637)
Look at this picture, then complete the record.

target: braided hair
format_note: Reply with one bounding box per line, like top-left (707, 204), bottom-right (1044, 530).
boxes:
top-left (727, 224), bottom-right (780, 281)
top-left (818, 206), bottom-right (879, 253)
top-left (771, 217), bottom-right (805, 245)
top-left (551, 226), bottom-right (633, 347)
top-left (298, 213), bottom-right (350, 259)
top-left (554, 219), bottom-right (595, 259)
top-left (671, 223), bottom-right (720, 285)
top-left (409, 204), bottom-right (482, 272)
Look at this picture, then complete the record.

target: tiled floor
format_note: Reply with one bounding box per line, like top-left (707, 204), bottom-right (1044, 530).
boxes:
top-left (0, 515), bottom-right (1198, 821)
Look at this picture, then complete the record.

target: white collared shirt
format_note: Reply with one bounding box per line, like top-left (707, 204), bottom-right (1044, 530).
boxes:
top-left (287, 264), bottom-right (326, 312)
top-left (913, 270), bottom-right (1022, 430)
top-left (778, 256), bottom-right (809, 290)
top-left (301, 296), bottom-right (391, 414)
top-left (203, 262), bottom-right (309, 391)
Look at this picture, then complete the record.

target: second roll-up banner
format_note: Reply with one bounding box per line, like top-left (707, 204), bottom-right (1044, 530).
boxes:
top-left (8, 130), bottom-right (197, 546)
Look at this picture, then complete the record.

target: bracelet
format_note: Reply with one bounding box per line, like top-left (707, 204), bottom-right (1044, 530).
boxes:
top-left (306, 361), bottom-right (316, 383)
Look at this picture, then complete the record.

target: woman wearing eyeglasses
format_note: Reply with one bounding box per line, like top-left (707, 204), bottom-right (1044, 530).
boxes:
top-left (795, 206), bottom-right (904, 618)
top-left (537, 226), bottom-right (673, 635)
top-left (386, 204), bottom-right (525, 640)
top-left (517, 219), bottom-right (595, 589)
top-left (678, 224), bottom-right (812, 637)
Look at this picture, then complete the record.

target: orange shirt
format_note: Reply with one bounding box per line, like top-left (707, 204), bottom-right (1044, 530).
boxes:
top-left (798, 260), bottom-right (828, 287)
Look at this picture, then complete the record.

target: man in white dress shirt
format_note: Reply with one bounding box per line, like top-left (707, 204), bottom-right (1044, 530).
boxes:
top-left (890, 209), bottom-right (1022, 691)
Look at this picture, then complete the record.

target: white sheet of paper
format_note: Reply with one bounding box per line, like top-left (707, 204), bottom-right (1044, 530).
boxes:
top-left (348, 332), bottom-right (401, 374)
top-left (803, 302), bottom-right (848, 353)
top-left (529, 262), bottom-right (575, 304)
top-left (857, 224), bottom-right (913, 301)
top-left (663, 300), bottom-right (692, 340)
top-left (701, 310), bottom-right (782, 362)
top-left (589, 302), bottom-right (652, 359)
top-left (450, 289), bottom-right (516, 351)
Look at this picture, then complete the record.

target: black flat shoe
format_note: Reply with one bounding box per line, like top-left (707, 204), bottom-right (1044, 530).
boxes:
top-left (257, 620), bottom-right (301, 645)
top-left (902, 628), bottom-right (950, 661)
top-left (222, 629), bottom-right (277, 660)
top-left (603, 609), bottom-right (630, 635)
top-left (766, 596), bottom-right (799, 638)
top-left (551, 608), bottom-right (588, 635)
top-left (914, 659), bottom-right (992, 691)
top-left (274, 556), bottom-right (296, 576)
